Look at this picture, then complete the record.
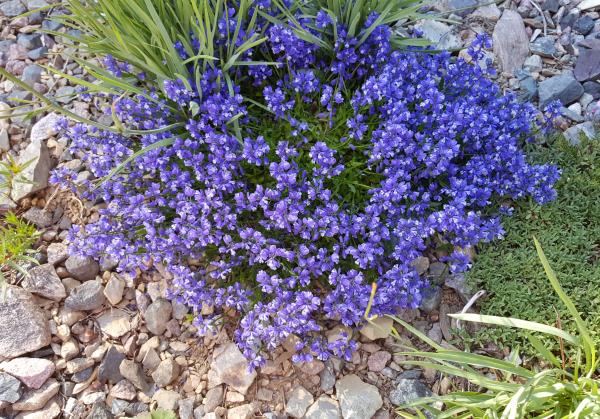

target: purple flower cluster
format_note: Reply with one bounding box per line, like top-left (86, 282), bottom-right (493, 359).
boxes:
top-left (54, 6), bottom-right (560, 368)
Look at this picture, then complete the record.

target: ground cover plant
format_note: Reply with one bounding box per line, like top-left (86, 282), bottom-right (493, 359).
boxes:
top-left (467, 136), bottom-right (600, 351)
top-left (24, 0), bottom-right (562, 367)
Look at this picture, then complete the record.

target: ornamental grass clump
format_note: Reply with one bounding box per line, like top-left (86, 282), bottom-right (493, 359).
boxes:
top-left (48, 1), bottom-right (560, 367)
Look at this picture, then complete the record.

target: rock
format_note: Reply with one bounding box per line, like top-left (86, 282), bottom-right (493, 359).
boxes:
top-left (47, 243), bottom-right (68, 265)
top-left (98, 346), bottom-right (125, 384)
top-left (538, 72), bottom-right (584, 107)
top-left (151, 358), bottom-right (180, 388)
top-left (65, 255), bottom-right (100, 282)
top-left (30, 113), bottom-right (60, 143)
top-left (0, 128), bottom-right (9, 151)
top-left (211, 343), bottom-right (256, 395)
top-left (97, 309), bottom-right (131, 338)
top-left (21, 207), bottom-right (52, 228)
top-left (419, 286), bottom-right (442, 313)
top-left (23, 264), bottom-right (66, 301)
top-left (389, 379), bottom-right (433, 406)
top-left (153, 389), bottom-right (181, 411)
top-left (11, 139), bottom-right (51, 202)
top-left (574, 16), bottom-right (595, 35)
top-left (119, 359), bottom-right (150, 392)
top-left (65, 280), bottom-right (105, 311)
top-left (60, 340), bottom-right (79, 361)
top-left (445, 274), bottom-right (474, 302)
top-left (299, 359), bottom-right (325, 376)
top-left (471, 4), bottom-right (501, 21)
top-left (574, 49), bottom-right (600, 82)
top-left (584, 81), bottom-right (600, 99)
top-left (493, 10), bottom-right (529, 74)
top-left (561, 10), bottom-right (579, 28)
top-left (72, 366), bottom-right (94, 383)
top-left (88, 402), bottom-right (113, 419)
top-left (80, 391), bottom-right (106, 405)
top-left (286, 385), bottom-right (314, 418)
top-left (203, 385), bottom-right (223, 412)
top-left (413, 20), bottom-right (462, 50)
top-left (27, 46), bottom-right (48, 60)
top-left (13, 379), bottom-right (59, 410)
top-left (55, 85), bottom-right (76, 104)
top-left (367, 351), bottom-right (391, 372)
top-left (564, 122), bottom-right (596, 144)
top-left (15, 397), bottom-right (61, 419)
top-left (0, 358), bottom-right (54, 389)
top-left (0, 0), bottom-right (27, 17)
top-left (0, 372), bottom-right (22, 403)
top-left (439, 0), bottom-right (479, 16)
top-left (305, 396), bottom-right (342, 419)
top-left (530, 36), bottom-right (557, 57)
top-left (336, 374), bottom-right (382, 419)
top-left (0, 287), bottom-right (51, 360)
top-left (319, 364), bottom-right (336, 392)
top-left (359, 316), bottom-right (393, 341)
top-left (518, 76), bottom-right (538, 101)
top-left (144, 298), bottom-right (172, 335)
top-left (21, 65), bottom-right (42, 86)
top-left (227, 403), bottom-right (256, 419)
top-left (179, 397), bottom-right (195, 419)
top-left (542, 0), bottom-right (559, 13)
top-left (109, 379), bottom-right (136, 401)
top-left (104, 274), bottom-right (125, 305)
top-left (65, 357), bottom-right (94, 374)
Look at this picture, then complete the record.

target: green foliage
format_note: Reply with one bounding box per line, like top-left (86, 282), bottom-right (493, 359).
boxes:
top-left (150, 409), bottom-right (177, 419)
top-left (0, 154), bottom-right (35, 198)
top-left (0, 213), bottom-right (39, 297)
top-left (392, 239), bottom-right (600, 418)
top-left (466, 137), bottom-right (600, 352)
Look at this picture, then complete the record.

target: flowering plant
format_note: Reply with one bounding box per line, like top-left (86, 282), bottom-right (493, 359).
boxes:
top-left (51, 1), bottom-right (560, 367)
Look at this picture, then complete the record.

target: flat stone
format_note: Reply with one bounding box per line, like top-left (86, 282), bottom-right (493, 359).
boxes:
top-left (55, 85), bottom-right (76, 104)
top-left (64, 280), bottom-right (105, 311)
top-left (104, 274), bottom-right (125, 305)
top-left (142, 348), bottom-right (161, 371)
top-left (227, 403), bottom-right (255, 419)
top-left (98, 346), bottom-right (125, 384)
top-left (367, 351), bottom-right (391, 372)
top-left (575, 49), bottom-right (600, 82)
top-left (65, 255), bottom-right (99, 282)
top-left (419, 285), bottom-right (442, 313)
top-left (539, 72), bottom-right (584, 107)
top-left (21, 207), bottom-right (52, 228)
top-left (0, 287), bottom-right (51, 361)
top-left (305, 396), bottom-right (342, 419)
top-left (584, 81), bottom-right (600, 99)
top-left (336, 374), bottom-right (382, 419)
top-left (119, 359), bottom-right (150, 392)
top-left (71, 366), bottom-right (94, 383)
top-left (211, 343), bottom-right (256, 395)
top-left (30, 113), bottom-right (60, 143)
top-left (413, 20), bottom-right (462, 50)
top-left (564, 122), bottom-right (596, 145)
top-left (88, 402), bottom-right (113, 419)
top-left (153, 389), bottom-right (181, 411)
top-left (0, 358), bottom-right (54, 389)
top-left (46, 243), bottom-right (68, 265)
top-left (530, 36), bottom-right (557, 57)
top-left (21, 64), bottom-right (42, 86)
top-left (80, 391), bottom-right (106, 405)
top-left (471, 4), bottom-right (501, 21)
top-left (0, 128), bottom-right (9, 151)
top-left (0, 0), bottom-right (27, 17)
top-left (389, 379), bottom-right (433, 406)
top-left (65, 357), bottom-right (94, 374)
top-left (286, 385), bottom-right (314, 418)
top-left (493, 10), bottom-right (529, 74)
top-left (97, 309), bottom-right (131, 338)
top-left (13, 378), bottom-right (59, 410)
top-left (15, 397), bottom-right (61, 419)
top-left (109, 379), bottom-right (136, 401)
top-left (203, 385), bottom-right (223, 413)
top-left (574, 15), bottom-right (595, 35)
top-left (151, 358), bottom-right (180, 388)
top-left (60, 340), bottom-right (79, 361)
top-left (359, 316), bottom-right (393, 341)
top-left (0, 372), bottom-right (22, 403)
top-left (179, 397), bottom-right (195, 419)
top-left (11, 139), bottom-right (51, 201)
top-left (23, 264), bottom-right (66, 301)
top-left (144, 298), bottom-right (172, 335)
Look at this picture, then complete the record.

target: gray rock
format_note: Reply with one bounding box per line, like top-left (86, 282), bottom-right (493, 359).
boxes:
top-left (335, 374), bottom-right (382, 419)
top-left (153, 389), bottom-right (181, 411)
top-left (574, 49), bottom-right (600, 82)
top-left (583, 81), bottom-right (600, 99)
top-left (47, 243), bottom-right (68, 265)
top-left (119, 359), bottom-right (150, 392)
top-left (211, 342), bottom-right (256, 395)
top-left (13, 378), bottom-right (59, 410)
top-left (65, 255), bottom-right (100, 281)
top-left (88, 402), bottom-right (114, 419)
top-left (305, 396), bottom-right (342, 419)
top-left (30, 113), bottom-right (60, 143)
top-left (103, 274), bottom-right (125, 305)
top-left (71, 366), bottom-right (94, 383)
top-left (27, 46), bottom-right (48, 60)
top-left (64, 280), bottom-right (105, 311)
top-left (0, 286), bottom-right (51, 361)
top-left (0, 128), bottom-right (9, 152)
top-left (111, 399), bottom-right (130, 416)
top-left (144, 298), bottom-right (172, 335)
top-left (203, 385), bottom-right (223, 413)
top-left (21, 65), bottom-right (42, 86)
top-left (0, 372), bottom-right (22, 403)
top-left (22, 207), bottom-right (52, 228)
top-left (471, 4), bottom-right (501, 21)
top-left (530, 37), bottom-right (557, 57)
top-left (0, 0), bottom-right (27, 17)
top-left (538, 72), bottom-right (584, 107)
top-left (319, 364), bottom-right (336, 392)
top-left (286, 385), bottom-right (314, 418)
top-left (17, 34), bottom-right (42, 50)
top-left (55, 85), bottom-right (76, 104)
top-left (564, 122), bottom-right (596, 145)
top-left (98, 345), bottom-right (125, 384)
top-left (413, 20), bottom-right (462, 50)
top-left (23, 264), bottom-right (66, 301)
top-left (523, 55), bottom-right (542, 72)
top-left (419, 286), bottom-right (442, 313)
top-left (542, 0), bottom-right (559, 13)
top-left (428, 262), bottom-right (448, 285)
top-left (11, 139), bottom-right (51, 202)
top-left (574, 16), bottom-right (595, 35)
top-left (179, 397), bottom-right (195, 419)
top-left (560, 106), bottom-right (584, 122)
top-left (389, 379), bottom-right (432, 406)
top-left (97, 309), bottom-right (131, 338)
top-left (359, 316), bottom-right (393, 340)
top-left (493, 10), bottom-right (529, 74)
top-left (25, 0), bottom-right (49, 9)
top-left (445, 274), bottom-right (475, 302)
top-left (440, 0), bottom-right (479, 16)
top-left (561, 10), bottom-right (580, 29)
top-left (151, 358), bottom-right (180, 388)
top-left (518, 76), bottom-right (538, 101)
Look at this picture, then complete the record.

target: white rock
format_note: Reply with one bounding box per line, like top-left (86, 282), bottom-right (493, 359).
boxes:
top-left (335, 374), bottom-right (382, 419)
top-left (103, 274), bottom-right (125, 305)
top-left (210, 343), bottom-right (256, 395)
top-left (10, 139), bottom-right (51, 202)
top-left (97, 309), bottom-right (131, 338)
top-left (285, 385), bottom-right (314, 418)
top-left (492, 10), bottom-right (530, 74)
top-left (305, 395), bottom-right (342, 419)
top-left (30, 113), bottom-right (60, 143)
top-left (359, 316), bottom-right (393, 341)
top-left (0, 358), bottom-right (55, 389)
top-left (12, 379), bottom-right (59, 411)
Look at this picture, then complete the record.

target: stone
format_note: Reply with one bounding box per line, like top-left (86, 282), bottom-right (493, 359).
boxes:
top-left (15, 397), bottom-right (61, 419)
top-left (88, 402), bottom-right (113, 419)
top-left (99, 346), bottom-right (125, 384)
top-left (23, 264), bottom-right (66, 301)
top-left (359, 316), bottom-right (393, 341)
top-left (64, 280), bottom-right (105, 311)
top-left (413, 20), bottom-right (462, 50)
top-left (445, 274), bottom-right (474, 302)
top-left (319, 365), bottom-right (336, 392)
top-left (28, 46), bottom-right (48, 60)
top-left (47, 243), bottom-right (68, 265)
top-left (179, 397), bottom-right (195, 419)
top-left (574, 49), bottom-right (600, 82)
top-left (299, 359), bottom-right (325, 376)
top-left (389, 379), bottom-right (433, 406)
top-left (584, 81), bottom-right (600, 99)
top-left (109, 379), bottom-right (136, 401)
top-left (104, 274), bottom-right (125, 305)
top-left (471, 4), bottom-right (501, 21)
top-left (542, 0), bottom-right (559, 13)
top-left (439, 0), bottom-right (479, 16)
top-left (21, 65), bottom-right (42, 86)
top-left (65, 357), bottom-right (94, 374)
top-left (518, 76), bottom-right (538, 101)
top-left (119, 359), bottom-right (150, 392)
top-left (561, 10), bottom-right (579, 28)
top-left (21, 207), bottom-right (52, 228)
top-left (286, 385), bottom-right (314, 418)
top-left (80, 391), bottom-right (106, 405)
top-left (211, 343), bottom-right (256, 395)
top-left (0, 0), bottom-right (27, 17)
top-left (30, 113), bottom-right (60, 143)
top-left (574, 16), bottom-right (595, 35)
top-left (153, 389), bottom-right (181, 411)
top-left (144, 298), bottom-right (172, 335)
top-left (11, 139), bottom-right (51, 202)
top-left (151, 358), bottom-right (180, 388)
top-left (538, 72), bottom-right (584, 107)
top-left (72, 366), bottom-right (94, 383)
top-left (564, 122), bottom-right (596, 145)
top-left (60, 340), bottom-right (79, 361)
top-left (65, 255), bottom-right (100, 282)
top-left (0, 287), bottom-right (51, 360)
top-left (419, 286), bottom-right (442, 313)
top-left (97, 309), bottom-right (131, 338)
top-left (305, 396), bottom-right (342, 419)
top-left (335, 374), bottom-right (383, 419)
top-left (227, 403), bottom-right (255, 419)
top-left (203, 385), bottom-right (223, 412)
top-left (493, 10), bottom-right (529, 74)
top-left (530, 37), bottom-right (557, 57)
top-left (13, 379), bottom-right (59, 410)
top-left (0, 372), bottom-right (22, 403)
top-left (55, 85), bottom-right (76, 104)
top-left (0, 358), bottom-right (54, 389)
top-left (0, 128), bottom-right (9, 151)
top-left (367, 351), bottom-right (391, 372)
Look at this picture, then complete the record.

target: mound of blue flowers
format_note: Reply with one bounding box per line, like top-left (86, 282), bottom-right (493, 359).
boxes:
top-left (53, 5), bottom-right (560, 367)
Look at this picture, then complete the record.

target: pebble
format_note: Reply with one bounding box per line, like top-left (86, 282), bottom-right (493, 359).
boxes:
top-left (530, 36), bottom-right (557, 57)
top-left (0, 372), bottom-right (22, 403)
top-left (15, 397), bottom-right (61, 419)
top-left (203, 385), bottom-right (224, 413)
top-left (493, 10), bottom-right (530, 74)
top-left (0, 0), bottom-right (27, 17)
top-left (144, 298), bottom-right (172, 335)
top-left (367, 351), bottom-right (391, 372)
top-left (65, 357), bottom-right (94, 374)
top-left (97, 309), bottom-right (131, 338)
top-left (23, 264), bottom-right (66, 301)
top-left (227, 403), bottom-right (256, 419)
top-left (109, 379), bottom-right (136, 401)
top-left (359, 316), bottom-right (393, 341)
top-left (210, 342), bottom-right (256, 395)
top-left (103, 274), bottom-right (125, 305)
top-left (286, 385), bottom-right (314, 418)
top-left (389, 378), bottom-right (433, 406)
top-left (305, 395), bottom-right (342, 419)
top-left (335, 374), bottom-right (382, 419)
top-left (13, 379), bottom-right (59, 411)
top-left (538, 71), bottom-right (584, 107)
top-left (151, 358), bottom-right (180, 388)
top-left (153, 389), bottom-right (181, 411)
top-left (46, 243), bottom-right (68, 265)
top-left (0, 358), bottom-right (55, 389)
top-left (564, 121), bottom-right (596, 144)
top-left (98, 346), bottom-right (125, 384)
top-left (65, 255), bottom-right (100, 282)
top-left (64, 280), bottom-right (105, 311)
top-left (11, 139), bottom-right (51, 201)
top-left (419, 285), bottom-right (442, 313)
top-left (119, 359), bottom-right (150, 392)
